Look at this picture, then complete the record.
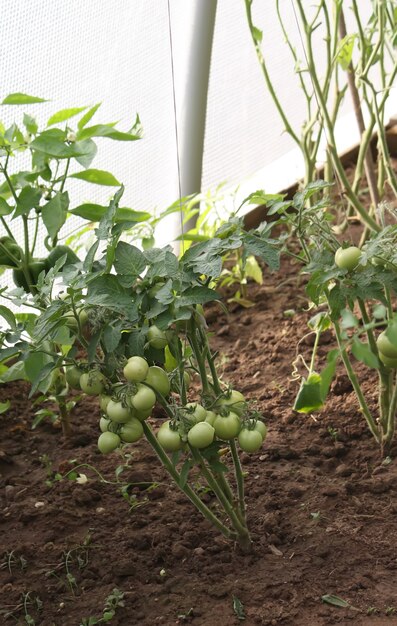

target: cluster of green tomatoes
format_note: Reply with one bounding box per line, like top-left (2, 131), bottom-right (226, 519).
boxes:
top-left (65, 354), bottom-right (267, 455)
top-left (335, 245), bottom-right (397, 371)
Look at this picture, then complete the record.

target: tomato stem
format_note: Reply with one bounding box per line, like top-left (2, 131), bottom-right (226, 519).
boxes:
top-left (142, 422), bottom-right (237, 541)
top-left (230, 439), bottom-right (247, 524)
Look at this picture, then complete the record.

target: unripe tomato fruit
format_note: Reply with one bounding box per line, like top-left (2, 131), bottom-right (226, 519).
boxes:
top-left (147, 325), bottom-right (168, 349)
top-left (213, 412), bottom-right (241, 440)
top-left (157, 421), bottom-right (183, 452)
top-left (205, 410), bottom-right (217, 426)
top-left (123, 356), bottom-right (149, 383)
top-left (334, 246), bottom-right (361, 271)
top-left (106, 400), bottom-right (132, 424)
top-left (99, 416), bottom-right (111, 433)
top-left (217, 390), bottom-right (246, 416)
top-left (65, 365), bottom-right (83, 389)
top-left (238, 428), bottom-right (263, 452)
top-left (144, 366), bottom-right (170, 396)
top-left (376, 330), bottom-right (397, 359)
top-left (185, 403), bottom-right (207, 423)
top-left (120, 418), bottom-right (144, 443)
top-left (99, 394), bottom-right (112, 413)
top-left (80, 371), bottom-right (106, 396)
top-left (188, 422), bottom-right (215, 448)
top-left (98, 431), bottom-right (120, 454)
top-left (131, 384), bottom-right (156, 412)
top-left (379, 351), bottom-right (397, 369)
top-left (254, 420), bottom-right (267, 440)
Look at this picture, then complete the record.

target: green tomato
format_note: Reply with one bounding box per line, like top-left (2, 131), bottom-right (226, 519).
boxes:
top-left (45, 245), bottom-right (80, 271)
top-left (185, 402), bottom-right (207, 423)
top-left (376, 330), bottom-right (397, 359)
top-left (334, 246), bottom-right (361, 271)
top-left (80, 371), bottom-right (106, 396)
top-left (99, 394), bottom-right (112, 413)
top-left (213, 412), bottom-right (241, 440)
top-left (64, 308), bottom-right (88, 331)
top-left (147, 325), bottom-right (168, 349)
top-left (65, 365), bottom-right (84, 390)
top-left (188, 422), bottom-right (215, 449)
top-left (238, 428), bottom-right (263, 453)
top-left (217, 390), bottom-right (246, 417)
top-left (254, 420), bottom-right (267, 441)
top-left (12, 260), bottom-right (46, 292)
top-left (123, 356), bottom-right (149, 383)
top-left (205, 410), bottom-right (217, 426)
top-left (106, 400), bottom-right (132, 424)
top-left (99, 416), bottom-right (111, 433)
top-left (144, 366), bottom-right (170, 396)
top-left (379, 351), bottom-right (397, 369)
top-left (131, 384), bottom-right (156, 412)
top-left (131, 406), bottom-right (152, 422)
top-left (157, 421), bottom-right (183, 452)
top-left (119, 418), bottom-right (144, 443)
top-left (98, 431), bottom-right (120, 454)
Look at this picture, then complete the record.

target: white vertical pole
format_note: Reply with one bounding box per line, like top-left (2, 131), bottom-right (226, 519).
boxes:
top-left (170, 0), bottom-right (218, 232)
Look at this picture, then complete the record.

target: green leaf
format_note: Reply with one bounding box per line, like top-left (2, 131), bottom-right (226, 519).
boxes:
top-left (232, 596), bottom-right (246, 621)
top-left (2, 93), bottom-right (48, 105)
top-left (23, 113), bottom-right (38, 135)
top-left (78, 123), bottom-right (141, 142)
top-left (70, 169), bottom-right (120, 186)
top-left (340, 308), bottom-right (359, 329)
top-left (0, 197), bottom-right (12, 216)
top-left (47, 106), bottom-right (88, 127)
top-left (0, 360), bottom-right (27, 383)
top-left (70, 202), bottom-right (150, 223)
top-left (41, 191), bottom-right (69, 241)
top-left (77, 103), bottom-right (101, 130)
top-left (351, 337), bottom-right (378, 369)
top-left (0, 305), bottom-right (16, 330)
top-left (0, 400), bottom-right (10, 414)
top-left (243, 234), bottom-right (280, 270)
top-left (320, 349), bottom-right (339, 400)
top-left (179, 286), bottom-right (221, 306)
top-left (321, 594), bottom-right (351, 608)
top-left (14, 185), bottom-right (41, 217)
top-left (103, 325), bottom-right (122, 352)
top-left (244, 255), bottom-right (263, 284)
top-left (252, 27), bottom-right (263, 44)
top-left (86, 275), bottom-right (138, 319)
top-left (294, 373), bottom-right (324, 413)
top-left (114, 242), bottom-right (147, 276)
top-left (336, 35), bottom-right (356, 70)
top-left (179, 458), bottom-right (193, 488)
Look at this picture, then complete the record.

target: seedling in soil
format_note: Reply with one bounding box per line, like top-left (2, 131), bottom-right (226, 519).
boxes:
top-left (0, 550), bottom-right (28, 574)
top-left (46, 545), bottom-right (91, 595)
top-left (1, 592), bottom-right (43, 625)
top-left (80, 588), bottom-right (125, 625)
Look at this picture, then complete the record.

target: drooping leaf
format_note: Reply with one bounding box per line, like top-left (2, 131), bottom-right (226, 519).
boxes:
top-left (0, 197), bottom-right (12, 216)
top-left (13, 185), bottom-right (42, 217)
top-left (294, 372), bottom-right (324, 413)
top-left (351, 337), bottom-right (379, 369)
top-left (70, 169), bottom-right (120, 186)
top-left (0, 305), bottom-right (16, 330)
top-left (23, 113), bottom-right (38, 135)
top-left (179, 286), bottom-right (221, 306)
top-left (321, 594), bottom-right (351, 608)
top-left (41, 191), bottom-right (69, 240)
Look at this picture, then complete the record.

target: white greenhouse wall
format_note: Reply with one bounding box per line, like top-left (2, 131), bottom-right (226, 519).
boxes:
top-left (0, 0), bottom-right (395, 297)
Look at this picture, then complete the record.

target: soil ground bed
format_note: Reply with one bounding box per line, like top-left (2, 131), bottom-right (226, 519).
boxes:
top-left (1, 253), bottom-right (397, 625)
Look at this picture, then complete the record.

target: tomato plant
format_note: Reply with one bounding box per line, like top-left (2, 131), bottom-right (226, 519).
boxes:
top-left (265, 180), bottom-right (397, 454)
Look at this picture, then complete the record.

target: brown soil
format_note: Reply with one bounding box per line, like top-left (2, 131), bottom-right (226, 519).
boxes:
top-left (1, 255), bottom-right (397, 626)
